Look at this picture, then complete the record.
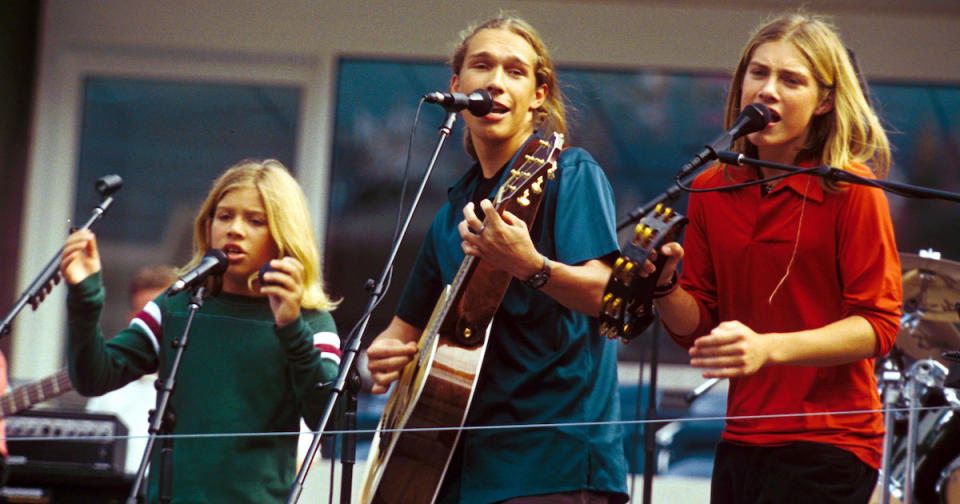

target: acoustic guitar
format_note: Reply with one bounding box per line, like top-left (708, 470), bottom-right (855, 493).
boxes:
top-left (360, 133), bottom-right (564, 504)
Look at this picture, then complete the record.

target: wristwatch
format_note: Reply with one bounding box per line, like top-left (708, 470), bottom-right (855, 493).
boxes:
top-left (522, 255), bottom-right (551, 290)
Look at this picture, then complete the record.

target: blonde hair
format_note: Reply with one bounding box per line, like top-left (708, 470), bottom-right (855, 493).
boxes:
top-left (184, 159), bottom-right (337, 310)
top-left (725, 12), bottom-right (891, 183)
top-left (450, 15), bottom-right (568, 159)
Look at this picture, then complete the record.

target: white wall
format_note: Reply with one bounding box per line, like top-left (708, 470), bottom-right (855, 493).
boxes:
top-left (13, 0), bottom-right (960, 378)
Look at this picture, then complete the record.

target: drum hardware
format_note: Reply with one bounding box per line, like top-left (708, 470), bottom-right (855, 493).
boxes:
top-left (881, 357), bottom-right (904, 504)
top-left (897, 251), bottom-right (960, 368)
top-left (909, 360), bottom-right (950, 504)
top-left (935, 455), bottom-right (960, 503)
top-left (882, 358), bottom-right (952, 504)
top-left (881, 250), bottom-right (960, 504)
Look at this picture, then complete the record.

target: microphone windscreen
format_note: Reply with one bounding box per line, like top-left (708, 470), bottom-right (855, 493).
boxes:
top-left (467, 89), bottom-right (493, 116)
top-left (95, 174), bottom-right (124, 196)
top-left (206, 249), bottom-right (229, 275)
top-left (742, 103), bottom-right (771, 134)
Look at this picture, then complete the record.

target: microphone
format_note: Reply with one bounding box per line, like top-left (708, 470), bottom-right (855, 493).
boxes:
top-left (423, 89), bottom-right (493, 116)
top-left (167, 249), bottom-right (229, 295)
top-left (258, 262), bottom-right (278, 287)
top-left (95, 174), bottom-right (123, 196)
top-left (676, 103), bottom-right (771, 180)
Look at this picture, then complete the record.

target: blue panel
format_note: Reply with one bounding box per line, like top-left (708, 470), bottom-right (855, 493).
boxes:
top-left (75, 77), bottom-right (301, 244)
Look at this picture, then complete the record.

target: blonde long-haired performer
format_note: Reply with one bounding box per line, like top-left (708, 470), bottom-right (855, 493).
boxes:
top-left (653, 13), bottom-right (902, 504)
top-left (366, 15), bottom-right (629, 504)
top-left (60, 159), bottom-right (340, 503)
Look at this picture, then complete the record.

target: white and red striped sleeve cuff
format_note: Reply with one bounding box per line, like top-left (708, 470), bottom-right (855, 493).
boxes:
top-left (313, 331), bottom-right (341, 366)
top-left (129, 300), bottom-right (162, 356)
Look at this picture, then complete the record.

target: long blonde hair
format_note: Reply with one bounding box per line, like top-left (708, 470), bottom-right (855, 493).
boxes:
top-left (184, 159), bottom-right (337, 310)
top-left (450, 15), bottom-right (568, 159)
top-left (725, 12), bottom-right (891, 182)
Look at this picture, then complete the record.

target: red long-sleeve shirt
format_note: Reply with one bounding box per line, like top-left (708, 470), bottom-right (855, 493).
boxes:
top-left (670, 162), bottom-right (902, 469)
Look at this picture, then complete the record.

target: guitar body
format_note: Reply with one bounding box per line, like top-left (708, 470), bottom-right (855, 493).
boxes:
top-left (361, 134), bottom-right (564, 504)
top-left (360, 285), bottom-right (491, 504)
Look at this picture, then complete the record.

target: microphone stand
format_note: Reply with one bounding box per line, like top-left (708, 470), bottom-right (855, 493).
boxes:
top-left (1, 174), bottom-right (123, 338)
top-left (616, 167), bottom-right (707, 504)
top-left (641, 323), bottom-right (661, 504)
top-left (684, 378), bottom-right (721, 406)
top-left (127, 286), bottom-right (206, 504)
top-left (614, 169), bottom-right (703, 504)
top-left (285, 110), bottom-right (459, 504)
top-left (715, 150), bottom-right (960, 203)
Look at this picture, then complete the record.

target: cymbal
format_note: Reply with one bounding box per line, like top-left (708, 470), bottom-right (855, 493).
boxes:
top-left (897, 252), bottom-right (960, 365)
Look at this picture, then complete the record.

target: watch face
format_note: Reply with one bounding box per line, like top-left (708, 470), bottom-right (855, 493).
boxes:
top-left (524, 257), bottom-right (550, 289)
top-left (525, 273), bottom-right (547, 289)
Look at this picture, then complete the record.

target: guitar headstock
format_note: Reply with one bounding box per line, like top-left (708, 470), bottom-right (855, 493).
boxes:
top-left (600, 203), bottom-right (688, 343)
top-left (494, 132), bottom-right (563, 209)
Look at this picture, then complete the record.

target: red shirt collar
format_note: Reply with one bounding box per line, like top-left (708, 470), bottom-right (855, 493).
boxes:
top-left (724, 160), bottom-right (825, 203)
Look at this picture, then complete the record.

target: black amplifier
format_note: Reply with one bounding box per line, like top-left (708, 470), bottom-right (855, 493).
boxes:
top-left (6, 409), bottom-right (127, 475)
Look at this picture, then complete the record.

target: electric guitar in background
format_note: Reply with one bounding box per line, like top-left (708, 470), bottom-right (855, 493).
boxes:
top-left (0, 368), bottom-right (73, 418)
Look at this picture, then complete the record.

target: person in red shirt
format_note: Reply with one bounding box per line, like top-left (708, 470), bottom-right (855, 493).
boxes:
top-left (652, 12), bottom-right (902, 504)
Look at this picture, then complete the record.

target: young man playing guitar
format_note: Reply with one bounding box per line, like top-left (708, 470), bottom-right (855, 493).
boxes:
top-left (366, 15), bottom-right (628, 504)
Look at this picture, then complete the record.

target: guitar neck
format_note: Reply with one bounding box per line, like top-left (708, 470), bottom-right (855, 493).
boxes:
top-left (418, 253), bottom-right (478, 363)
top-left (0, 368), bottom-right (73, 418)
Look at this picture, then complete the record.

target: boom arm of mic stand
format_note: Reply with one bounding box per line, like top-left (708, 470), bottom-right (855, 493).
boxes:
top-left (285, 110), bottom-right (459, 504)
top-left (617, 183), bottom-right (688, 231)
top-left (1, 193), bottom-right (118, 338)
top-left (716, 150), bottom-right (960, 203)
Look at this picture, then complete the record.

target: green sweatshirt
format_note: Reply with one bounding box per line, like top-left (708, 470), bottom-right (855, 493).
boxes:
top-left (67, 272), bottom-right (340, 503)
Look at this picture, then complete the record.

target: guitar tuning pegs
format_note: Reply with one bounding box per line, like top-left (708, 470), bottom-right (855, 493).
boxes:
top-left (547, 165), bottom-right (557, 180)
top-left (517, 189), bottom-right (531, 207)
top-left (531, 176), bottom-right (544, 194)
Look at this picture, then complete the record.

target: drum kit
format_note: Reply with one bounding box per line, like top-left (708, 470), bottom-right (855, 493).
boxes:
top-left (879, 249), bottom-right (960, 504)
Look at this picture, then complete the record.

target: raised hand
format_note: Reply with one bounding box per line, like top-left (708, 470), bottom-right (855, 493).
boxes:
top-left (258, 256), bottom-right (305, 328)
top-left (60, 230), bottom-right (102, 285)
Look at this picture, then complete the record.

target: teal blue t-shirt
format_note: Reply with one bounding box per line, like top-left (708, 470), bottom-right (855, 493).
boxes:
top-left (396, 136), bottom-right (628, 504)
